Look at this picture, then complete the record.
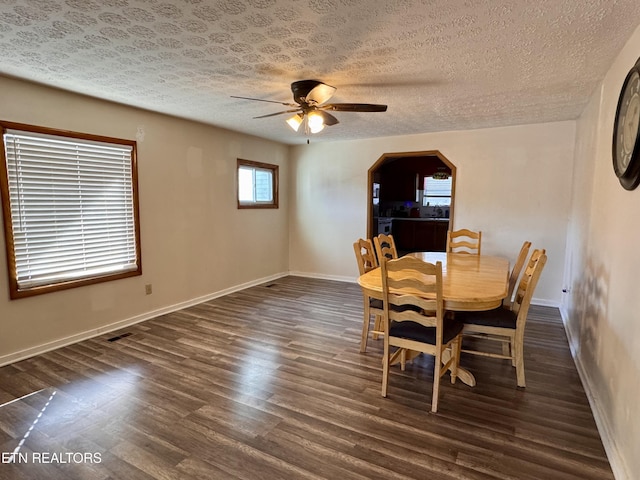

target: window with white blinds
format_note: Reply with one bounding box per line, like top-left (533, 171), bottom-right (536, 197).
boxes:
top-left (422, 175), bottom-right (452, 206)
top-left (0, 123), bottom-right (141, 298)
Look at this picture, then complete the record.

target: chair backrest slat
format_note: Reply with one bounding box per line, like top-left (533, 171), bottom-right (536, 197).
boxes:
top-left (513, 249), bottom-right (547, 327)
top-left (447, 229), bottom-right (481, 255)
top-left (374, 233), bottom-right (398, 262)
top-left (353, 238), bottom-right (378, 275)
top-left (504, 241), bottom-right (532, 308)
top-left (381, 256), bottom-right (443, 331)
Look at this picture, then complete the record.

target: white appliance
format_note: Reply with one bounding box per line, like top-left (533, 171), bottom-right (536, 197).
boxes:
top-left (377, 218), bottom-right (392, 236)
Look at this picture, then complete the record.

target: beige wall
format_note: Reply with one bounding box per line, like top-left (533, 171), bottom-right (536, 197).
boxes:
top-left (0, 76), bottom-right (290, 364)
top-left (288, 122), bottom-right (576, 305)
top-left (563, 24), bottom-right (640, 480)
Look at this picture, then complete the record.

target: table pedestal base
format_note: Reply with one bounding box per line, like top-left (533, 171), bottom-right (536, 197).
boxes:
top-left (442, 349), bottom-right (476, 387)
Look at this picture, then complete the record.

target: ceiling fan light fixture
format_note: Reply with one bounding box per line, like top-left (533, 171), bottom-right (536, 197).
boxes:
top-left (235, 80), bottom-right (387, 137)
top-left (286, 114), bottom-right (303, 132)
top-left (432, 172), bottom-right (450, 180)
top-left (307, 111), bottom-right (325, 133)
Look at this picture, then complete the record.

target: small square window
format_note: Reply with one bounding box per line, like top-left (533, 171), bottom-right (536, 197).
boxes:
top-left (237, 159), bottom-right (278, 209)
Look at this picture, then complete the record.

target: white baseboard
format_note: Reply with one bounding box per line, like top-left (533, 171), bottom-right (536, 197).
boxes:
top-left (288, 271), bottom-right (356, 283)
top-left (560, 308), bottom-right (630, 480)
top-left (0, 272), bottom-right (289, 367)
top-left (531, 297), bottom-right (560, 308)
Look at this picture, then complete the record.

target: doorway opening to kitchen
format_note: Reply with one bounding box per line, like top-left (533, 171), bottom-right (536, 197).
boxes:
top-left (367, 151), bottom-right (456, 256)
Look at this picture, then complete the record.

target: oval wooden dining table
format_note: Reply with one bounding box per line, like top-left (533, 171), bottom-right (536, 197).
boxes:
top-left (357, 251), bottom-right (510, 386)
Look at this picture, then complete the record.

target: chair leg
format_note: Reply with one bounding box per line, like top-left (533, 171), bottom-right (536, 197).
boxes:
top-left (502, 341), bottom-right (511, 361)
top-left (359, 296), bottom-right (371, 353)
top-left (381, 340), bottom-right (390, 397)
top-left (450, 337), bottom-right (461, 384)
top-left (431, 352), bottom-right (442, 413)
top-left (514, 338), bottom-right (526, 387)
top-left (372, 314), bottom-right (382, 340)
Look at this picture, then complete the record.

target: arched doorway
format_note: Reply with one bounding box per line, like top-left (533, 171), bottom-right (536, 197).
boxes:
top-left (367, 151), bottom-right (456, 255)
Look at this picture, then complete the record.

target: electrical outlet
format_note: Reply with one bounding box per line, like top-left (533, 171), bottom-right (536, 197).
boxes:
top-left (145, 284), bottom-right (152, 295)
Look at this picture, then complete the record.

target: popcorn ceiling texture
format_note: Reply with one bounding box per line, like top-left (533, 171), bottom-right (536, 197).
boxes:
top-left (0, 0), bottom-right (639, 144)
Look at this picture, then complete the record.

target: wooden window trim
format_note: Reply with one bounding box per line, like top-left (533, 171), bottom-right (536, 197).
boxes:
top-left (0, 121), bottom-right (142, 299)
top-left (237, 158), bottom-right (279, 209)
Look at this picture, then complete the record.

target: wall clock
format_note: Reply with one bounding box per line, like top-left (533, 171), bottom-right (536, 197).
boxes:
top-left (613, 57), bottom-right (640, 190)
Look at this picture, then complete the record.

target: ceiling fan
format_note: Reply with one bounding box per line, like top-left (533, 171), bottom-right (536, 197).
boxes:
top-left (231, 80), bottom-right (387, 136)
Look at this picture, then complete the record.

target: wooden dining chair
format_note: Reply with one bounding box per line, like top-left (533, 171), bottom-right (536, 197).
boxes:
top-left (380, 256), bottom-right (463, 413)
top-left (353, 238), bottom-right (384, 352)
top-left (446, 229), bottom-right (482, 255)
top-left (458, 248), bottom-right (547, 387)
top-left (374, 233), bottom-right (398, 263)
top-left (503, 241), bottom-right (532, 309)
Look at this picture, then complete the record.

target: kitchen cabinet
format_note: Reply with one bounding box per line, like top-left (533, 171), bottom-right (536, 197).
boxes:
top-left (380, 170), bottom-right (418, 201)
top-left (415, 221), bottom-right (436, 250)
top-left (393, 219), bottom-right (414, 249)
top-left (433, 221), bottom-right (448, 250)
top-left (393, 219), bottom-right (449, 252)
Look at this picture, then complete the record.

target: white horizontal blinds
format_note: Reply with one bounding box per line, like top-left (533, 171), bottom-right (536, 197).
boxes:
top-left (423, 176), bottom-right (452, 206)
top-left (4, 129), bottom-right (138, 289)
top-left (424, 176), bottom-right (452, 196)
top-left (254, 168), bottom-right (273, 202)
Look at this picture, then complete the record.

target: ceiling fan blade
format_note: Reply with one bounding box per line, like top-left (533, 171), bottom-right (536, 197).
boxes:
top-left (231, 95), bottom-right (298, 107)
top-left (253, 109), bottom-right (301, 119)
top-left (306, 83), bottom-right (337, 106)
top-left (322, 103), bottom-right (388, 112)
top-left (317, 111), bottom-right (339, 126)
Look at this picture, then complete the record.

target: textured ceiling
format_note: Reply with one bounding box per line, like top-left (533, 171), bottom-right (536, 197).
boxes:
top-left (1, 0), bottom-right (639, 145)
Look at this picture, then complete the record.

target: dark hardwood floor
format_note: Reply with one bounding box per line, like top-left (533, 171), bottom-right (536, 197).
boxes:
top-left (0, 276), bottom-right (614, 479)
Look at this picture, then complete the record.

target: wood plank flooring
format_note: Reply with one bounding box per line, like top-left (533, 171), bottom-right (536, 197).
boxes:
top-left (0, 276), bottom-right (614, 479)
